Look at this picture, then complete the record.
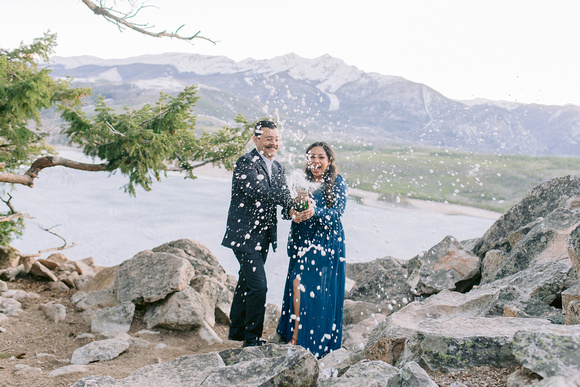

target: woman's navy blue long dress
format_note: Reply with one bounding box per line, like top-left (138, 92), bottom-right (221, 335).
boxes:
top-left (276, 174), bottom-right (347, 358)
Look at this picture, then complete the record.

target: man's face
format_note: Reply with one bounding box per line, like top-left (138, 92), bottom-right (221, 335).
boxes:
top-left (253, 127), bottom-right (280, 160)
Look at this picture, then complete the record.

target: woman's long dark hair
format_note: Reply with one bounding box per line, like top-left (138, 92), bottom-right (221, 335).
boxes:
top-left (304, 142), bottom-right (338, 208)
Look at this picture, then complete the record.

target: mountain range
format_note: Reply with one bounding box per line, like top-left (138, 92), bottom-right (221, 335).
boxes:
top-left (48, 53), bottom-right (580, 157)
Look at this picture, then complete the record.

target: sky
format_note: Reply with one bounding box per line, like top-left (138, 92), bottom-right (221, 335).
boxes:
top-left (1, 0), bottom-right (579, 106)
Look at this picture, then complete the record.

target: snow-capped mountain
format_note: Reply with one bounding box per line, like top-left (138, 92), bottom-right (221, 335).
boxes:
top-left (49, 53), bottom-right (580, 157)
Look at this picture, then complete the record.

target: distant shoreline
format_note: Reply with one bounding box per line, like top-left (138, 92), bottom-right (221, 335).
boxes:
top-left (193, 164), bottom-right (502, 220)
top-left (54, 146), bottom-right (502, 220)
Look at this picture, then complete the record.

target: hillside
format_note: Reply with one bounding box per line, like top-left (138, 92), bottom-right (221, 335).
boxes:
top-left (48, 53), bottom-right (580, 157)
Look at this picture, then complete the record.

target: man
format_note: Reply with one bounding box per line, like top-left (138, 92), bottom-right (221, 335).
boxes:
top-left (222, 120), bottom-right (292, 347)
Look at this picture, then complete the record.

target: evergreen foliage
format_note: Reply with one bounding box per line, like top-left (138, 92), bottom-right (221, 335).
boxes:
top-left (0, 33), bottom-right (254, 246)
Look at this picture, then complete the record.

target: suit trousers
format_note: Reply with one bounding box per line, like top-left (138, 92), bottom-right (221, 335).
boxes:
top-left (229, 242), bottom-right (270, 342)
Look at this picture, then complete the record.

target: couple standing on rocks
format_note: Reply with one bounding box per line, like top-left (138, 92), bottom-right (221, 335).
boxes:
top-left (221, 120), bottom-right (348, 359)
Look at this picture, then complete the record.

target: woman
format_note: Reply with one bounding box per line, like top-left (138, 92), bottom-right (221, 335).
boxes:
top-left (276, 142), bottom-right (348, 358)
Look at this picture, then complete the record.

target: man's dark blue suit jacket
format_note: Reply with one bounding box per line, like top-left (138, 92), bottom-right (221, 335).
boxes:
top-left (222, 148), bottom-right (292, 254)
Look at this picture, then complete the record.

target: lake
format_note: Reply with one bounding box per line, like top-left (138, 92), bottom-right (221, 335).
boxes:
top-left (10, 151), bottom-right (496, 304)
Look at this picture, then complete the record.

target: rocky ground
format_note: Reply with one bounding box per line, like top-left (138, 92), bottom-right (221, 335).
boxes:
top-left (1, 277), bottom-right (521, 387)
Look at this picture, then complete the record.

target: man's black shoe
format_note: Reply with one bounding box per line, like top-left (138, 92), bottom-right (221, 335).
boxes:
top-left (227, 335), bottom-right (244, 342)
top-left (243, 339), bottom-right (266, 347)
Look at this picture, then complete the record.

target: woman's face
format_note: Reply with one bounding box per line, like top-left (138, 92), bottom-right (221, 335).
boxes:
top-left (307, 146), bottom-right (330, 180)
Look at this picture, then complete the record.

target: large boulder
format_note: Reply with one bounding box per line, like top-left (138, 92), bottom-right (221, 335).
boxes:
top-left (513, 324), bottom-right (580, 379)
top-left (72, 352), bottom-right (226, 386)
top-left (143, 286), bottom-right (212, 330)
top-left (115, 250), bottom-right (195, 305)
top-left (481, 204), bottom-right (580, 283)
top-left (152, 239), bottom-right (226, 282)
top-left (406, 235), bottom-right (480, 296)
top-left (474, 175), bottom-right (580, 258)
top-left (346, 257), bottom-right (414, 315)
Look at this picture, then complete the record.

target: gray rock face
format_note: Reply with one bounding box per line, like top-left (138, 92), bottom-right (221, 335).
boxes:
top-left (346, 257), bottom-right (414, 315)
top-left (512, 325), bottom-right (580, 379)
top-left (152, 239), bottom-right (226, 282)
top-left (207, 344), bottom-right (319, 386)
top-left (343, 299), bottom-right (383, 326)
top-left (387, 361), bottom-right (438, 387)
top-left (482, 206), bottom-right (580, 283)
top-left (319, 360), bottom-right (399, 386)
top-left (144, 286), bottom-right (209, 330)
top-left (71, 338), bottom-right (129, 365)
top-left (115, 250), bottom-right (195, 304)
top-left (569, 223), bottom-right (580, 275)
top-left (407, 235), bottom-right (480, 296)
top-left (40, 302), bottom-right (67, 323)
top-left (72, 353), bottom-right (226, 386)
top-left (396, 316), bottom-right (552, 371)
top-left (91, 302), bottom-right (135, 336)
top-left (474, 175), bottom-right (580, 258)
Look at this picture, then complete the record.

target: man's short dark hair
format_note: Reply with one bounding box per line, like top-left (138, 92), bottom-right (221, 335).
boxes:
top-left (254, 120), bottom-right (277, 137)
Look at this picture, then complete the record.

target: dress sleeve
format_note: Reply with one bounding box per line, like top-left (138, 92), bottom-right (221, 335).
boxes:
top-left (313, 175), bottom-right (348, 222)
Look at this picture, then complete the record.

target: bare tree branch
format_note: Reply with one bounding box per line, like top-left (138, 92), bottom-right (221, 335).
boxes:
top-left (81, 0), bottom-right (217, 44)
top-left (0, 156), bottom-right (107, 187)
top-left (0, 194), bottom-right (31, 223)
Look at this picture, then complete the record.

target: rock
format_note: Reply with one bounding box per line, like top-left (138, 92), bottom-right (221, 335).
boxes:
top-left (91, 302), bottom-right (135, 336)
top-left (474, 175), bottom-right (580, 258)
top-left (2, 289), bottom-right (40, 301)
top-left (566, 300), bottom-right (580, 325)
top-left (481, 250), bottom-right (507, 280)
top-left (346, 257), bottom-right (414, 315)
top-left (115, 250), bottom-right (195, 305)
top-left (530, 371), bottom-right (580, 387)
top-left (40, 302), bottom-right (67, 323)
top-left (0, 296), bottom-right (22, 316)
top-left (406, 235), bottom-right (480, 296)
top-left (398, 316), bottom-right (554, 371)
top-left (319, 359), bottom-right (399, 386)
top-left (48, 281), bottom-right (70, 292)
top-left (387, 361), bottom-right (438, 386)
top-left (144, 286), bottom-right (209, 330)
top-left (73, 352), bottom-right (226, 386)
top-left (503, 298), bottom-right (564, 324)
top-left (363, 286), bottom-right (556, 369)
top-left (198, 320), bottom-right (223, 345)
top-left (152, 239), bottom-right (226, 282)
top-left (206, 344), bottom-right (319, 386)
top-left (0, 264), bottom-right (26, 281)
top-left (482, 206), bottom-right (580, 283)
top-left (49, 364), bottom-right (89, 377)
top-left (569, 224), bottom-right (580, 275)
top-left (507, 368), bottom-right (542, 387)
top-left (0, 313), bottom-right (8, 325)
top-left (0, 280), bottom-right (7, 292)
top-left (189, 275), bottom-right (233, 325)
top-left (46, 252), bottom-right (70, 264)
top-left (37, 258), bottom-right (59, 270)
top-left (12, 364), bottom-right (42, 375)
top-left (75, 260), bottom-right (97, 277)
top-left (342, 313), bottom-right (387, 353)
top-left (343, 299), bottom-right (383, 326)
top-left (19, 256), bottom-right (35, 272)
top-left (71, 338), bottom-right (129, 365)
top-left (264, 302), bottom-right (281, 334)
top-left (512, 324), bottom-right (580, 379)
top-left (318, 348), bottom-right (358, 379)
top-left (29, 261), bottom-right (58, 282)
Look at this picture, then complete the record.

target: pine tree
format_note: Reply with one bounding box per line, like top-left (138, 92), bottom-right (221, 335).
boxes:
top-left (0, 33), bottom-right (253, 249)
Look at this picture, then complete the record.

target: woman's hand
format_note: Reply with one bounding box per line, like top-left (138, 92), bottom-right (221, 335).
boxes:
top-left (290, 199), bottom-right (315, 223)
